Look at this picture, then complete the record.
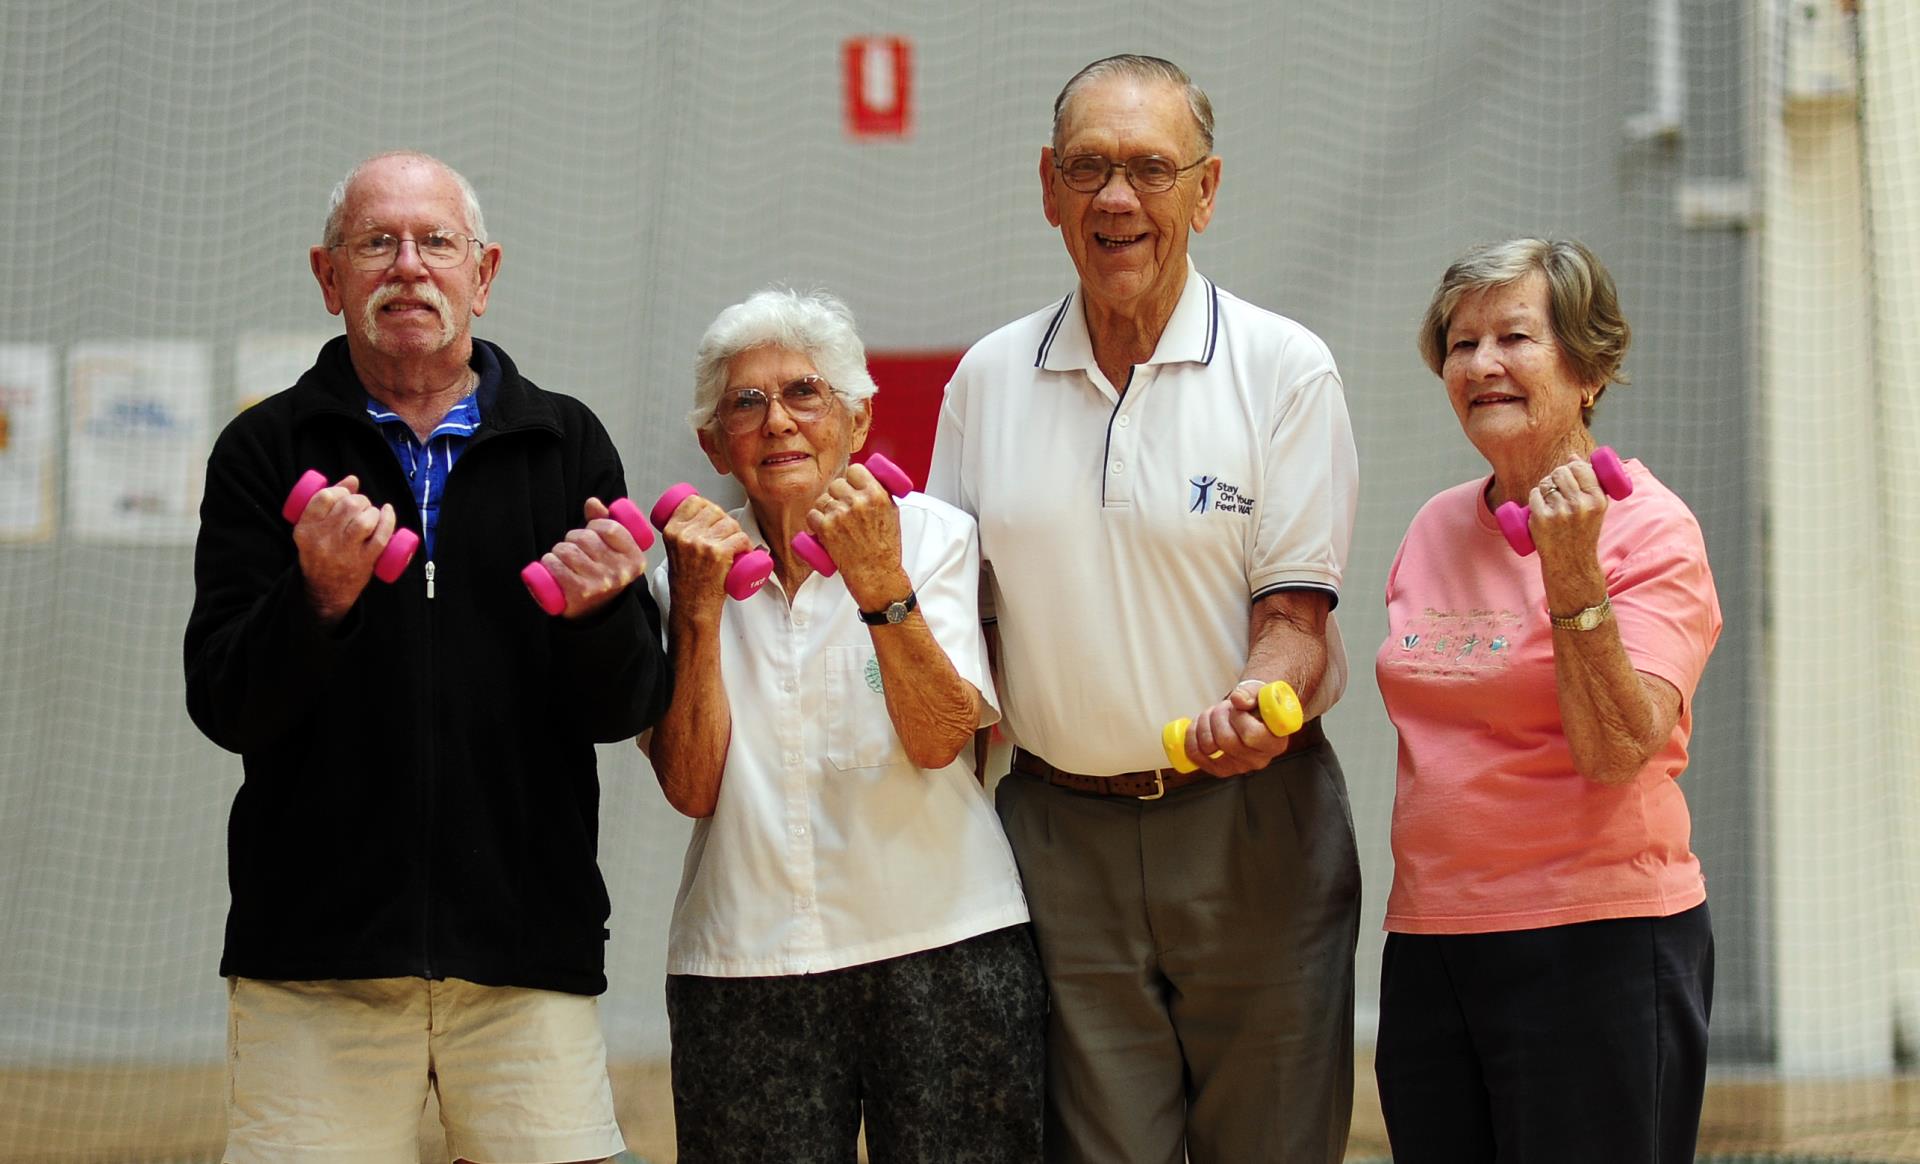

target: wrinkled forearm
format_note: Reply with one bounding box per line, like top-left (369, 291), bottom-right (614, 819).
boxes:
top-left (1552, 622), bottom-right (1677, 785)
top-left (1540, 550), bottom-right (1679, 785)
top-left (1244, 591), bottom-right (1332, 718)
top-left (871, 613), bottom-right (982, 770)
top-left (646, 602), bottom-right (731, 817)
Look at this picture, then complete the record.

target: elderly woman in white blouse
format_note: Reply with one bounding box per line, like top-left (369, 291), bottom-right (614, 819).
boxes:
top-left (640, 288), bottom-right (1043, 1164)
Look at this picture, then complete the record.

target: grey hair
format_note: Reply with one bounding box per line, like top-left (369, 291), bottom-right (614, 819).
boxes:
top-left (322, 151), bottom-right (488, 246)
top-left (688, 288), bottom-right (879, 435)
top-left (1418, 238), bottom-right (1632, 425)
top-left (1052, 54), bottom-right (1215, 156)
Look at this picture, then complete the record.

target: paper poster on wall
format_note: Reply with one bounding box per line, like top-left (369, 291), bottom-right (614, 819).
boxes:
top-left (236, 333), bottom-right (330, 412)
top-left (67, 341), bottom-right (212, 544)
top-left (0, 344), bottom-right (57, 542)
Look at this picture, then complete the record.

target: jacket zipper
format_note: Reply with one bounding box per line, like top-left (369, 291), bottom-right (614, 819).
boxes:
top-left (417, 478), bottom-right (437, 977)
top-left (415, 425), bottom-right (496, 981)
top-left (421, 550), bottom-right (438, 980)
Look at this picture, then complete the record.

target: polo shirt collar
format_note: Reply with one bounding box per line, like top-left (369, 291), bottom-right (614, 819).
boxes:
top-left (1035, 257), bottom-right (1220, 373)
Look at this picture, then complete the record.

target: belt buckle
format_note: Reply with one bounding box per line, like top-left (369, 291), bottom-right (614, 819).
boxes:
top-left (1137, 771), bottom-right (1166, 801)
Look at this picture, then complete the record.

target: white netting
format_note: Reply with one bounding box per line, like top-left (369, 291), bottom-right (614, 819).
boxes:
top-left (0, 1), bottom-right (1913, 1160)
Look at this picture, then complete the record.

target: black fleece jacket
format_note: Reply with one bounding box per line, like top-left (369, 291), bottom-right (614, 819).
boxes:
top-left (184, 337), bottom-right (670, 995)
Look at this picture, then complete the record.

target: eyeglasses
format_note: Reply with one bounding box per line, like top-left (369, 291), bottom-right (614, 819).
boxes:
top-left (1053, 153), bottom-right (1208, 194)
top-left (715, 375), bottom-right (836, 435)
top-left (328, 230), bottom-right (480, 271)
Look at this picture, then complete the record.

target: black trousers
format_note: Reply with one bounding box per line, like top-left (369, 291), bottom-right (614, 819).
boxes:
top-left (665, 924), bottom-right (1046, 1164)
top-left (1375, 902), bottom-right (1713, 1164)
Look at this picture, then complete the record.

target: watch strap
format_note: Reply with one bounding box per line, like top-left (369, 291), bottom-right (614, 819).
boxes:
top-left (858, 590), bottom-right (918, 626)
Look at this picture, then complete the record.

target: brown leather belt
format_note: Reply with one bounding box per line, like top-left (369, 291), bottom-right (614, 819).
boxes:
top-left (1010, 717), bottom-right (1326, 801)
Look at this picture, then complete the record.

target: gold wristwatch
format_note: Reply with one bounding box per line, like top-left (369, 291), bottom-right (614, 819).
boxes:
top-left (1548, 595), bottom-right (1613, 631)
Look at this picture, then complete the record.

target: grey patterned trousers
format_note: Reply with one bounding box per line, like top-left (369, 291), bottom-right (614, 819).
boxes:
top-left (665, 924), bottom-right (1046, 1163)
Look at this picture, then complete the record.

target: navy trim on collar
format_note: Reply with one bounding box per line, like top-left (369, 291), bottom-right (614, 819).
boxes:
top-left (1033, 293), bottom-right (1075, 369)
top-left (1031, 268), bottom-right (1218, 372)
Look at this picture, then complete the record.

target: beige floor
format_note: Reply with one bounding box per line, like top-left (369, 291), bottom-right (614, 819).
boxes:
top-left (4, 1058), bottom-right (1916, 1163)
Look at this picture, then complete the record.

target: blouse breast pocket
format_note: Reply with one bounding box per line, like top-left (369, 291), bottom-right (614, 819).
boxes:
top-left (824, 644), bottom-right (908, 771)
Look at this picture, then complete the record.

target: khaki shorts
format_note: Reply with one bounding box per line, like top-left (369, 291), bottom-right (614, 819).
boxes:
top-left (224, 976), bottom-right (625, 1164)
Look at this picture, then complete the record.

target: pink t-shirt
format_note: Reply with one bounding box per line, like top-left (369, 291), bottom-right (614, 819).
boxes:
top-left (1376, 460), bottom-right (1722, 934)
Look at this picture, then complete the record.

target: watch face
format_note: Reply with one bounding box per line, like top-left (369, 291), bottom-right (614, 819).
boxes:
top-left (884, 601), bottom-right (909, 623)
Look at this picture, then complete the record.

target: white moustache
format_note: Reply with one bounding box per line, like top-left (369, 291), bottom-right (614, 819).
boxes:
top-left (361, 282), bottom-right (459, 351)
top-left (367, 282), bottom-right (451, 317)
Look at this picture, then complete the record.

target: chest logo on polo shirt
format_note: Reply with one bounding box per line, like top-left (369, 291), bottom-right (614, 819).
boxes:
top-left (865, 655), bottom-right (884, 693)
top-left (1188, 475), bottom-right (1254, 516)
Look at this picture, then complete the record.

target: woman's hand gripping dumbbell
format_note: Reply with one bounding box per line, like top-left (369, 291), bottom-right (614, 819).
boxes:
top-left (283, 471), bottom-right (420, 621)
top-left (791, 454), bottom-right (913, 578)
top-left (1161, 679), bottom-right (1304, 775)
top-left (1496, 445), bottom-right (1633, 556)
top-left (650, 484), bottom-right (775, 601)
top-left (521, 498), bottom-right (656, 617)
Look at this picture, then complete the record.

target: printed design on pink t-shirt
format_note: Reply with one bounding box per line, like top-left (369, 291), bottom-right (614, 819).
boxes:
top-left (1390, 606), bottom-right (1525, 680)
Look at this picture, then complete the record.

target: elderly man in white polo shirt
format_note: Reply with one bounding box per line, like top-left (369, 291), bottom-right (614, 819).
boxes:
top-left (928, 55), bottom-right (1362, 1163)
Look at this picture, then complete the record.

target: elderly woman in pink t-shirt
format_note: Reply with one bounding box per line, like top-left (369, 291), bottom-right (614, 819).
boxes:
top-left (1374, 239), bottom-right (1722, 1164)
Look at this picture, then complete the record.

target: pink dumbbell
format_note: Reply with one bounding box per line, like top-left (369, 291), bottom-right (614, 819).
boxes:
top-left (649, 484), bottom-right (775, 601)
top-left (1496, 446), bottom-right (1634, 556)
top-left (790, 453), bottom-right (915, 578)
top-left (520, 499), bottom-right (657, 617)
top-left (282, 469), bottom-right (420, 584)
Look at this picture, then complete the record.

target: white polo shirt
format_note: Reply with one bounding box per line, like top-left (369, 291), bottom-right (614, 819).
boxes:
top-left (649, 493), bottom-right (1028, 977)
top-left (928, 262), bottom-right (1357, 776)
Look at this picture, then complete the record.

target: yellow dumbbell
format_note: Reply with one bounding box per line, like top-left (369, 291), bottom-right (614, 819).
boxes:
top-left (1160, 680), bottom-right (1304, 774)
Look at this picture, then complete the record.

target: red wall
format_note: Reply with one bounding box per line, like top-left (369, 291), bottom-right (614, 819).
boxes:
top-left (861, 350), bottom-right (964, 488)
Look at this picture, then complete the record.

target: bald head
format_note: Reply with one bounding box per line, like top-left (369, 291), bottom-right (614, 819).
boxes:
top-left (322, 151), bottom-right (487, 247)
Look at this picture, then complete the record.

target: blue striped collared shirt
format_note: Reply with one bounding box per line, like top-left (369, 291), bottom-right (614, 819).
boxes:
top-left (365, 374), bottom-right (485, 560)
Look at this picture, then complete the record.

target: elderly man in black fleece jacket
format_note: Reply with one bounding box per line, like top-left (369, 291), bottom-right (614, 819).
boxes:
top-left (184, 150), bottom-right (669, 1164)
